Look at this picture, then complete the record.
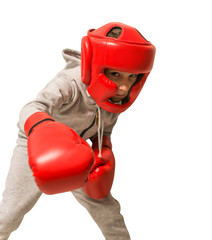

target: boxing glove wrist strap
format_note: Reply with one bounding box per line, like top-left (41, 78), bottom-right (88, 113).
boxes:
top-left (27, 118), bottom-right (55, 136)
top-left (24, 112), bottom-right (55, 137)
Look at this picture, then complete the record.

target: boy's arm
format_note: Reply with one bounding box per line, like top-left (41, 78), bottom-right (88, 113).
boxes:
top-left (18, 73), bottom-right (77, 134)
top-left (83, 115), bottom-right (119, 199)
top-left (17, 73), bottom-right (96, 195)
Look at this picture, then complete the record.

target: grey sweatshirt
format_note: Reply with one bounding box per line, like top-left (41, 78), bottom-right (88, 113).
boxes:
top-left (17, 49), bottom-right (120, 147)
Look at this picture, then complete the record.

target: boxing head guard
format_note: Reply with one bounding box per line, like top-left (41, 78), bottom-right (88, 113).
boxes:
top-left (81, 22), bottom-right (156, 113)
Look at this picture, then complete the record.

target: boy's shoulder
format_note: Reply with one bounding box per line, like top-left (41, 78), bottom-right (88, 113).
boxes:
top-left (60, 49), bottom-right (82, 83)
top-left (62, 49), bottom-right (81, 69)
top-left (51, 49), bottom-right (82, 90)
top-left (57, 49), bottom-right (89, 101)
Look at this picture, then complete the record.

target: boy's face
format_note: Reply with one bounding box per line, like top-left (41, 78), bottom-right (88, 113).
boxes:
top-left (104, 69), bottom-right (138, 103)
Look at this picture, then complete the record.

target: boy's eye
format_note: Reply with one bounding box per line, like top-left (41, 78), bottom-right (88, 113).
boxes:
top-left (129, 74), bottom-right (138, 79)
top-left (111, 72), bottom-right (120, 77)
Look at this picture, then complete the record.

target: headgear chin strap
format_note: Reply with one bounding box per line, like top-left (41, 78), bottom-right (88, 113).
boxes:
top-left (81, 22), bottom-right (156, 113)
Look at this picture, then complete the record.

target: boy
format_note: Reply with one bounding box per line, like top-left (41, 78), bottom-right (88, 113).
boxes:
top-left (0, 22), bottom-right (155, 239)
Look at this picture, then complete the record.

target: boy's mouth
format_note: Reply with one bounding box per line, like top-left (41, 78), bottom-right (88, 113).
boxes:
top-left (109, 93), bottom-right (127, 103)
top-left (116, 93), bottom-right (125, 97)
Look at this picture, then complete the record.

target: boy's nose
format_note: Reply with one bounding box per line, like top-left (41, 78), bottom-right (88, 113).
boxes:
top-left (117, 79), bottom-right (131, 92)
top-left (118, 84), bottom-right (129, 92)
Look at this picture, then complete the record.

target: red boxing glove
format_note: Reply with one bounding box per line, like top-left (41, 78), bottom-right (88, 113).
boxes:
top-left (24, 112), bottom-right (94, 194)
top-left (83, 136), bottom-right (115, 199)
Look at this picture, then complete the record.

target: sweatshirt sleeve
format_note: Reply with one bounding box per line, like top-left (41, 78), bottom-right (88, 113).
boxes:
top-left (18, 73), bottom-right (77, 134)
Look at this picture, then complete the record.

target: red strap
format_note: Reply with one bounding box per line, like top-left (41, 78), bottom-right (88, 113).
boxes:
top-left (24, 112), bottom-right (54, 136)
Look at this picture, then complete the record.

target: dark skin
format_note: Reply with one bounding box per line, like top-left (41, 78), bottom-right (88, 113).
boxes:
top-left (104, 69), bottom-right (138, 102)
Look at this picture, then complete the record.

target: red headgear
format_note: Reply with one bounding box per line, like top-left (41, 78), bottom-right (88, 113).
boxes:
top-left (81, 22), bottom-right (156, 113)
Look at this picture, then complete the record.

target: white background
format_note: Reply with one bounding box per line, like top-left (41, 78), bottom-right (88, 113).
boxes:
top-left (0, 0), bottom-right (211, 239)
